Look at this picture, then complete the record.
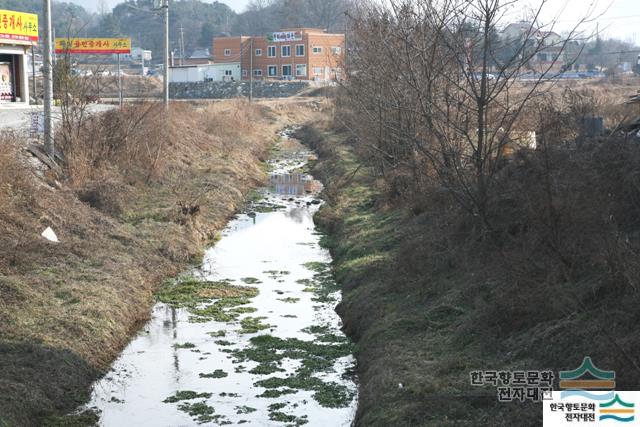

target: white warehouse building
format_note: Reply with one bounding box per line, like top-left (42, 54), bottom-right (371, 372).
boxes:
top-left (169, 63), bottom-right (241, 83)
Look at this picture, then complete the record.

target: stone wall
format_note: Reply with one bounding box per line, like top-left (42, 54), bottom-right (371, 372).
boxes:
top-left (169, 80), bottom-right (310, 99)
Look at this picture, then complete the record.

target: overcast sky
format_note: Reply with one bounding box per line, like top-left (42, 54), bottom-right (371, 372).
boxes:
top-left (74, 0), bottom-right (640, 43)
top-left (73, 0), bottom-right (252, 14)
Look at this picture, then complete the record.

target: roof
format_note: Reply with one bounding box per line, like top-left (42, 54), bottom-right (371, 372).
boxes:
top-left (190, 48), bottom-right (210, 59)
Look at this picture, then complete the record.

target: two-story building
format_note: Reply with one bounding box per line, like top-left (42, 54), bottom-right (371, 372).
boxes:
top-left (212, 28), bottom-right (345, 81)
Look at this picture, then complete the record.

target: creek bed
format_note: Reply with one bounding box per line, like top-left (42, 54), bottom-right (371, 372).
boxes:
top-left (84, 131), bottom-right (357, 426)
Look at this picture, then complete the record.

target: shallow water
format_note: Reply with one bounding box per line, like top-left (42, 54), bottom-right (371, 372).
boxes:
top-left (86, 134), bottom-right (357, 426)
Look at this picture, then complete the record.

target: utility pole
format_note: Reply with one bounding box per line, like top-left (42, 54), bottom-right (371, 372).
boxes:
top-left (163, 0), bottom-right (169, 108)
top-left (31, 43), bottom-right (37, 104)
top-left (249, 38), bottom-right (253, 102)
top-left (117, 53), bottom-right (123, 107)
top-left (43, 0), bottom-right (54, 157)
top-left (179, 25), bottom-right (185, 66)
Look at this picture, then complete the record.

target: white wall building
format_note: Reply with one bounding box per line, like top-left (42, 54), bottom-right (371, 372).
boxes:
top-left (169, 63), bottom-right (241, 83)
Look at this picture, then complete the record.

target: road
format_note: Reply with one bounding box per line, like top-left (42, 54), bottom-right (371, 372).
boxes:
top-left (0, 104), bottom-right (114, 133)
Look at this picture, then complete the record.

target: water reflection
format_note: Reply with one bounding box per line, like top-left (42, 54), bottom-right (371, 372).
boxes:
top-left (269, 174), bottom-right (323, 196)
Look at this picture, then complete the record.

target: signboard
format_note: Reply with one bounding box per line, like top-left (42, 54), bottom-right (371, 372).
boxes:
top-left (267, 31), bottom-right (302, 43)
top-left (0, 9), bottom-right (39, 43)
top-left (55, 38), bottom-right (131, 55)
top-left (30, 111), bottom-right (44, 138)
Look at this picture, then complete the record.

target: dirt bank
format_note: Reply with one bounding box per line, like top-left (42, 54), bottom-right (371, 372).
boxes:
top-left (0, 99), bottom-right (323, 426)
top-left (301, 119), bottom-right (640, 426)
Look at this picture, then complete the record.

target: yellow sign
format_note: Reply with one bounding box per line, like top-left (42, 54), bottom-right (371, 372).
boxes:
top-left (0, 9), bottom-right (39, 43)
top-left (55, 38), bottom-right (131, 55)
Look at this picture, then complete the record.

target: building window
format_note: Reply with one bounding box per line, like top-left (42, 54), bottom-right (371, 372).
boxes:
top-left (296, 64), bottom-right (307, 77)
top-left (255, 48), bottom-right (262, 56)
top-left (242, 70), bottom-right (247, 77)
top-left (331, 46), bottom-right (342, 55)
top-left (268, 65), bottom-right (277, 77)
top-left (281, 45), bottom-right (291, 57)
top-left (254, 69), bottom-right (263, 76)
top-left (282, 64), bottom-right (292, 76)
top-left (312, 46), bottom-right (322, 54)
top-left (267, 46), bottom-right (276, 57)
top-left (313, 67), bottom-right (323, 75)
top-left (224, 48), bottom-right (231, 56)
top-left (295, 44), bottom-right (305, 56)
top-left (225, 70), bottom-right (233, 76)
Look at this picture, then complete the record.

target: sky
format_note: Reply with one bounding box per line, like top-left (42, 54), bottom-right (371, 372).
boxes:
top-left (73, 0), bottom-right (640, 43)
top-left (72, 0), bottom-right (252, 14)
top-left (533, 0), bottom-right (640, 44)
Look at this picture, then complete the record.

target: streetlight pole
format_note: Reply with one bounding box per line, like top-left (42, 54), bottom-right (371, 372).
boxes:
top-left (43, 0), bottom-right (54, 157)
top-left (163, 0), bottom-right (169, 108)
top-left (31, 43), bottom-right (37, 104)
top-left (249, 38), bottom-right (253, 102)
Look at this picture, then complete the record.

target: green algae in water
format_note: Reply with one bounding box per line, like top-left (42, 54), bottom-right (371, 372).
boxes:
top-left (219, 392), bottom-right (241, 397)
top-left (200, 369), bottom-right (228, 379)
top-left (268, 402), bottom-right (287, 411)
top-left (269, 410), bottom-right (309, 426)
top-left (239, 316), bottom-right (273, 334)
top-left (229, 306), bottom-right (258, 315)
top-left (249, 362), bottom-right (286, 375)
top-left (176, 401), bottom-right (224, 424)
top-left (189, 296), bottom-right (257, 323)
top-left (302, 262), bottom-right (330, 273)
top-left (173, 342), bottom-right (197, 349)
top-left (263, 270), bottom-right (291, 279)
top-left (299, 262), bottom-right (340, 303)
top-left (256, 388), bottom-right (298, 398)
top-left (163, 391), bottom-right (213, 403)
top-left (235, 405), bottom-right (257, 414)
top-left (231, 334), bottom-right (355, 407)
top-left (157, 276), bottom-right (259, 323)
top-left (256, 375), bottom-right (354, 408)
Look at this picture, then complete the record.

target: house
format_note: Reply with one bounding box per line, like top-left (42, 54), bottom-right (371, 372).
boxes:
top-left (212, 28), bottom-right (345, 81)
top-left (0, 8), bottom-right (38, 106)
top-left (184, 48), bottom-right (211, 65)
top-left (169, 62), bottom-right (241, 83)
top-left (500, 22), bottom-right (565, 73)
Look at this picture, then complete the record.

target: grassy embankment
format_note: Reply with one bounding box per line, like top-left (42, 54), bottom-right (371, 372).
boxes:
top-left (0, 99), bottom-right (321, 426)
top-left (300, 113), bottom-right (640, 426)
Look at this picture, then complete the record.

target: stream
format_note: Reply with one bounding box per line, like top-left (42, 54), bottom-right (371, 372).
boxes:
top-left (84, 130), bottom-right (357, 426)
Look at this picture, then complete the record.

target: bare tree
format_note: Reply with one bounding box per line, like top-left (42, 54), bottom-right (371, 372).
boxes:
top-left (341, 0), bottom-right (593, 232)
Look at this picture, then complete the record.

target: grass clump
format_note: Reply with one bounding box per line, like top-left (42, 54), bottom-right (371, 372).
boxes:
top-left (241, 277), bottom-right (262, 284)
top-left (278, 297), bottom-right (300, 304)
